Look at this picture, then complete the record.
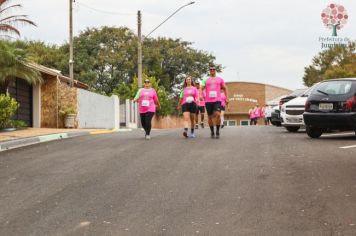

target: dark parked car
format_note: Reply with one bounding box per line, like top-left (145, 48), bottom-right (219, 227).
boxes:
top-left (271, 105), bottom-right (281, 126)
top-left (304, 78), bottom-right (356, 138)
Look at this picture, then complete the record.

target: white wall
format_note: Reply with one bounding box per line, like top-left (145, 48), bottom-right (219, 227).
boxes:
top-left (77, 89), bottom-right (120, 129)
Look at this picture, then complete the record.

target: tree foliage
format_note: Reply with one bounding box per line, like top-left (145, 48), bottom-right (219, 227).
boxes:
top-left (303, 42), bottom-right (356, 86)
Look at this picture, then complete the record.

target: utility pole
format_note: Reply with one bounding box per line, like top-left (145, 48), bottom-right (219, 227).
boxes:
top-left (137, 11), bottom-right (142, 128)
top-left (137, 10), bottom-right (143, 89)
top-left (69, 0), bottom-right (74, 87)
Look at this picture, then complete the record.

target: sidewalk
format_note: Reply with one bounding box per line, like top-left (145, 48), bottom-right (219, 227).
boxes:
top-left (0, 128), bottom-right (131, 152)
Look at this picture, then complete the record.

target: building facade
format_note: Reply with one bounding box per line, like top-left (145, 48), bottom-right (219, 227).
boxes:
top-left (225, 82), bottom-right (292, 126)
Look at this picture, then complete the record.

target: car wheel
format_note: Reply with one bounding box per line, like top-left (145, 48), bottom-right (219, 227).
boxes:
top-left (306, 126), bottom-right (322, 138)
top-left (286, 126), bottom-right (300, 132)
top-left (276, 122), bottom-right (282, 127)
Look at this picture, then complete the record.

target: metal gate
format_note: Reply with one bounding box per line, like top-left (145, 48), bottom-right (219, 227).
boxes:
top-left (8, 78), bottom-right (33, 127)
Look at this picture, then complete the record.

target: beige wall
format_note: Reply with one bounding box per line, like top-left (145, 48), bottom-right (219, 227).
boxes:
top-left (41, 74), bottom-right (78, 128)
top-left (152, 115), bottom-right (185, 129)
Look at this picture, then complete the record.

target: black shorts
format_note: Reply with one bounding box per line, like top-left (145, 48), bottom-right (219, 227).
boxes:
top-left (182, 102), bottom-right (197, 113)
top-left (205, 101), bottom-right (222, 116)
top-left (196, 106), bottom-right (205, 114)
top-left (221, 106), bottom-right (225, 111)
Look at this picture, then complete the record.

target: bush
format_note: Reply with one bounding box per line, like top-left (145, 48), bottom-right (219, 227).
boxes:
top-left (9, 120), bottom-right (28, 128)
top-left (0, 94), bottom-right (19, 129)
top-left (59, 105), bottom-right (76, 117)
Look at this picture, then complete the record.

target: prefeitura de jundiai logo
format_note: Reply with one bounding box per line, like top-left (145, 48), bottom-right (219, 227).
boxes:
top-left (321, 3), bottom-right (348, 37)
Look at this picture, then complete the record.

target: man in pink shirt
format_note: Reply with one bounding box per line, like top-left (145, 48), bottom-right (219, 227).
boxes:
top-left (200, 65), bottom-right (228, 139)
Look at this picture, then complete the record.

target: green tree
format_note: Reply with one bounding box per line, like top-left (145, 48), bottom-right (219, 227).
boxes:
top-left (13, 40), bottom-right (67, 71)
top-left (303, 42), bottom-right (356, 86)
top-left (0, 0), bottom-right (36, 38)
top-left (113, 74), bottom-right (174, 116)
top-left (143, 37), bottom-right (220, 94)
top-left (0, 40), bottom-right (41, 94)
top-left (60, 26), bottom-right (137, 95)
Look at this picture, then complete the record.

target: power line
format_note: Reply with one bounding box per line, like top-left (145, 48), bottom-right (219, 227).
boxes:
top-left (75, 1), bottom-right (135, 16)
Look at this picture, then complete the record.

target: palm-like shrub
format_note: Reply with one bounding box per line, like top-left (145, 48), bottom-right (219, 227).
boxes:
top-left (0, 0), bottom-right (36, 38)
top-left (0, 40), bottom-right (42, 94)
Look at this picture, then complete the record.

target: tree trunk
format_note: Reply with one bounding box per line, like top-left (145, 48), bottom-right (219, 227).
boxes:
top-left (332, 25), bottom-right (338, 37)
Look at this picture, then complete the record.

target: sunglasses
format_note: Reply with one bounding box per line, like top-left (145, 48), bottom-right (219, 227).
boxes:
top-left (144, 81), bottom-right (150, 83)
top-left (209, 68), bottom-right (216, 71)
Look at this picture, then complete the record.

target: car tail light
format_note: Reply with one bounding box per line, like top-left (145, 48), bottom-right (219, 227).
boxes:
top-left (344, 95), bottom-right (356, 111)
top-left (305, 101), bottom-right (311, 112)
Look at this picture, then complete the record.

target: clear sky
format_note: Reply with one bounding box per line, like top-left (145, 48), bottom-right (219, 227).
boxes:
top-left (19, 0), bottom-right (356, 90)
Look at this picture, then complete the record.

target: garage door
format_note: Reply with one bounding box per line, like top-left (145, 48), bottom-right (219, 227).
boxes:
top-left (8, 78), bottom-right (33, 127)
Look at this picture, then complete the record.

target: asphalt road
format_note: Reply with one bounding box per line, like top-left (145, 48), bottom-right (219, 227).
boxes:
top-left (1, 126), bottom-right (356, 236)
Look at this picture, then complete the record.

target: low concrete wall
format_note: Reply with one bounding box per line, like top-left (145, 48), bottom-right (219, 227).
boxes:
top-left (152, 115), bottom-right (186, 129)
top-left (77, 89), bottom-right (120, 129)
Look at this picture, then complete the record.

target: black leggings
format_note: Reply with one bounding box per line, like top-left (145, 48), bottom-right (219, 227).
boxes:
top-left (140, 112), bottom-right (154, 135)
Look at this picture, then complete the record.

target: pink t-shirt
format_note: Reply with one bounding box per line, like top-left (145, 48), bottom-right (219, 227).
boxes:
top-left (198, 89), bottom-right (206, 107)
top-left (254, 107), bottom-right (261, 118)
top-left (202, 77), bottom-right (225, 103)
top-left (249, 110), bottom-right (255, 119)
top-left (135, 88), bottom-right (158, 114)
top-left (220, 92), bottom-right (227, 107)
top-left (180, 86), bottom-right (199, 105)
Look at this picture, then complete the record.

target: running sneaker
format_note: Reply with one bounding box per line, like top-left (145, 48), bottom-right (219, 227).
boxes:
top-left (215, 132), bottom-right (220, 139)
top-left (195, 124), bottom-right (199, 129)
top-left (210, 132), bottom-right (215, 139)
top-left (183, 131), bottom-right (188, 138)
top-left (145, 135), bottom-right (151, 140)
top-left (189, 133), bottom-right (196, 138)
top-left (201, 122), bottom-right (204, 128)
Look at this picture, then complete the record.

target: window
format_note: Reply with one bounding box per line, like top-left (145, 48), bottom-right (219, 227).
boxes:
top-left (223, 120), bottom-right (237, 126)
top-left (240, 120), bottom-right (249, 126)
top-left (313, 81), bottom-right (353, 95)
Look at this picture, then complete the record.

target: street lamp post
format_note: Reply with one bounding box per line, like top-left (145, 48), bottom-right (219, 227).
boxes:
top-left (136, 2), bottom-right (195, 128)
top-left (137, 1), bottom-right (195, 88)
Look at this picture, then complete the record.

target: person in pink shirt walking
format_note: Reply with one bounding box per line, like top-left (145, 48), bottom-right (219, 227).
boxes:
top-left (195, 80), bottom-right (206, 129)
top-left (134, 79), bottom-right (161, 140)
top-left (200, 65), bottom-right (228, 139)
top-left (178, 76), bottom-right (199, 138)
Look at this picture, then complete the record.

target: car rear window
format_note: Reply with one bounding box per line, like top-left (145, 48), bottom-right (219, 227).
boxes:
top-left (312, 80), bottom-right (353, 95)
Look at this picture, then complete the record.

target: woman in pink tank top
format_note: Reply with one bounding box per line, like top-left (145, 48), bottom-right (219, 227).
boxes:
top-left (134, 79), bottom-right (161, 139)
top-left (178, 76), bottom-right (199, 138)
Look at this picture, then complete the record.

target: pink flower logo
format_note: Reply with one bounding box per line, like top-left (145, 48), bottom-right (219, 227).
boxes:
top-left (321, 3), bottom-right (348, 36)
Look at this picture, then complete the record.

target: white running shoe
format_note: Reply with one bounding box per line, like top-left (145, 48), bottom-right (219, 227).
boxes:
top-left (145, 135), bottom-right (151, 140)
top-left (189, 133), bottom-right (196, 138)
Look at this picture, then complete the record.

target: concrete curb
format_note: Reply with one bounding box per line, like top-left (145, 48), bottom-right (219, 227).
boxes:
top-left (0, 131), bottom-right (91, 152)
top-left (0, 129), bottom-right (134, 152)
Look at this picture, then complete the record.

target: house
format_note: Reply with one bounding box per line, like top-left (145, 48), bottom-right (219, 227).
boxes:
top-left (8, 63), bottom-right (88, 128)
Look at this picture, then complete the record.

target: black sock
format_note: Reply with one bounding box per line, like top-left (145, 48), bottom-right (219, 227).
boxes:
top-left (210, 126), bottom-right (214, 134)
top-left (191, 128), bottom-right (194, 133)
top-left (216, 125), bottom-right (220, 134)
top-left (184, 128), bottom-right (188, 132)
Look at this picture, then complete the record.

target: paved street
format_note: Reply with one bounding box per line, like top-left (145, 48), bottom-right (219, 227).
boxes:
top-left (1, 127), bottom-right (356, 235)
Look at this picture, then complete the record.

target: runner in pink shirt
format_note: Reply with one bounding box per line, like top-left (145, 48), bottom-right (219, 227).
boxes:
top-left (195, 81), bottom-right (206, 129)
top-left (134, 79), bottom-right (161, 139)
top-left (178, 76), bottom-right (199, 138)
top-left (200, 65), bottom-right (228, 139)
